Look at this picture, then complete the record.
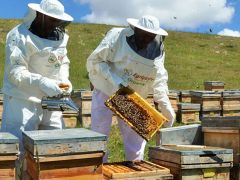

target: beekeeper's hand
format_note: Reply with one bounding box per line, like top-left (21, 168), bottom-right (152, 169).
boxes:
top-left (39, 77), bottom-right (63, 97)
top-left (59, 80), bottom-right (72, 94)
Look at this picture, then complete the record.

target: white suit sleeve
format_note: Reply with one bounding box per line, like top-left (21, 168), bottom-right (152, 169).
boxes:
top-left (153, 54), bottom-right (176, 127)
top-left (59, 56), bottom-right (72, 93)
top-left (6, 33), bottom-right (43, 89)
top-left (86, 28), bottom-right (126, 91)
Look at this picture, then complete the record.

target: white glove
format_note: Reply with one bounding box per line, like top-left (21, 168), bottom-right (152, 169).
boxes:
top-left (39, 77), bottom-right (63, 97)
top-left (111, 73), bottom-right (128, 91)
top-left (59, 79), bottom-right (72, 94)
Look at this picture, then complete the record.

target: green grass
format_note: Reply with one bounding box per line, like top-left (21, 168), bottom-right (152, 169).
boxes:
top-left (1, 19), bottom-right (240, 162)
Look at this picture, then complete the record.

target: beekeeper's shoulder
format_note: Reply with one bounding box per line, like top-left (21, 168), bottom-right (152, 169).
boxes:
top-left (104, 27), bottom-right (125, 44)
top-left (6, 24), bottom-right (26, 46)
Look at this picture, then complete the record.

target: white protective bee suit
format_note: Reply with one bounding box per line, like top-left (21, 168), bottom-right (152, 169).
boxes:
top-left (1, 0), bottom-right (73, 152)
top-left (87, 15), bottom-right (175, 162)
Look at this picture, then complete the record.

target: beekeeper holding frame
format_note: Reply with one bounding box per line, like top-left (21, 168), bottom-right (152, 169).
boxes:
top-left (87, 15), bottom-right (176, 162)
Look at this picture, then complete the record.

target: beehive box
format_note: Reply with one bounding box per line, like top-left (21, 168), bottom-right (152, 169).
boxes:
top-left (156, 124), bottom-right (203, 146)
top-left (0, 132), bottom-right (19, 179)
top-left (149, 145), bottom-right (233, 180)
top-left (190, 91), bottom-right (222, 111)
top-left (222, 90), bottom-right (240, 117)
top-left (168, 90), bottom-right (180, 112)
top-left (177, 103), bottom-right (200, 124)
top-left (23, 128), bottom-right (107, 179)
top-left (179, 91), bottom-right (191, 103)
top-left (105, 86), bottom-right (168, 141)
top-left (190, 91), bottom-right (222, 118)
top-left (71, 89), bottom-right (92, 127)
top-left (201, 110), bottom-right (222, 118)
top-left (63, 110), bottom-right (78, 128)
top-left (204, 81), bottom-right (224, 91)
top-left (201, 116), bottom-right (240, 165)
top-left (103, 160), bottom-right (173, 180)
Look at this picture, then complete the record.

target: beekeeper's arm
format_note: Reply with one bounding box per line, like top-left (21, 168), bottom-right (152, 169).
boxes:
top-left (86, 28), bottom-right (127, 92)
top-left (6, 32), bottom-right (62, 97)
top-left (153, 54), bottom-right (175, 127)
top-left (58, 54), bottom-right (72, 93)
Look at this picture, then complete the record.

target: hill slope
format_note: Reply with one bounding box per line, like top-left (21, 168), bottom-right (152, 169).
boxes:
top-left (1, 19), bottom-right (240, 90)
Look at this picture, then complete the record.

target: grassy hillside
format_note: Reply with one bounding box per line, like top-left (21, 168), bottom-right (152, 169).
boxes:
top-left (1, 19), bottom-right (240, 90)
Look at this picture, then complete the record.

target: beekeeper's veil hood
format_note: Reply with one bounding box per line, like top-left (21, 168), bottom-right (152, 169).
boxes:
top-left (24, 0), bottom-right (73, 24)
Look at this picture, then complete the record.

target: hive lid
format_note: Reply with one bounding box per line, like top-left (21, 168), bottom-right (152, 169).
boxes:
top-left (0, 132), bottom-right (19, 144)
top-left (204, 81), bottom-right (225, 86)
top-left (180, 90), bottom-right (191, 95)
top-left (23, 128), bottom-right (107, 145)
top-left (178, 103), bottom-right (200, 110)
top-left (150, 145), bottom-right (233, 155)
top-left (201, 116), bottom-right (240, 128)
top-left (105, 86), bottom-right (168, 141)
top-left (222, 90), bottom-right (240, 97)
top-left (190, 90), bottom-right (221, 97)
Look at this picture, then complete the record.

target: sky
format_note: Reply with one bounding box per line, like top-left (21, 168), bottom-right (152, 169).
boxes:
top-left (1, 0), bottom-right (240, 37)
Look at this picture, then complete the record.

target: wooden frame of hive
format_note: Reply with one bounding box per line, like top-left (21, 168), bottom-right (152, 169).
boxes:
top-left (105, 86), bottom-right (168, 141)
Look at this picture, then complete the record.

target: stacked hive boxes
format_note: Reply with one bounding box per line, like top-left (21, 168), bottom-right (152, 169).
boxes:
top-left (222, 90), bottom-right (240, 117)
top-left (204, 81), bottom-right (225, 91)
top-left (0, 132), bottom-right (19, 179)
top-left (179, 90), bottom-right (192, 103)
top-left (22, 128), bottom-right (107, 179)
top-left (177, 103), bottom-right (201, 124)
top-left (154, 124), bottom-right (234, 180)
top-left (71, 89), bottom-right (92, 127)
top-left (190, 90), bottom-right (222, 118)
top-left (168, 90), bottom-right (180, 113)
top-left (149, 145), bottom-right (233, 180)
top-left (201, 116), bottom-right (240, 179)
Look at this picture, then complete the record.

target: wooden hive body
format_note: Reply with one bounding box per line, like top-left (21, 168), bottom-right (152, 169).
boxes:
top-left (204, 81), bottom-right (224, 91)
top-left (201, 116), bottom-right (240, 179)
top-left (0, 133), bottom-right (19, 179)
top-left (177, 103), bottom-right (201, 124)
top-left (23, 128), bottom-right (107, 179)
top-left (190, 91), bottom-right (222, 118)
top-left (149, 145), bottom-right (233, 180)
top-left (222, 90), bottom-right (240, 117)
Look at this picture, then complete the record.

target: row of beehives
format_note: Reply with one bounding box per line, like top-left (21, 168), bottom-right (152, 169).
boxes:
top-left (70, 88), bottom-right (240, 127)
top-left (1, 119), bottom-right (238, 179)
top-left (164, 89), bottom-right (240, 124)
top-left (152, 116), bottom-right (240, 180)
top-left (0, 80), bottom-right (225, 123)
top-left (1, 87), bottom-right (240, 127)
top-left (1, 128), bottom-right (174, 179)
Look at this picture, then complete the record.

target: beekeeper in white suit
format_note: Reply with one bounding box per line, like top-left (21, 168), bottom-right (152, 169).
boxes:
top-left (87, 15), bottom-right (176, 162)
top-left (1, 0), bottom-right (73, 153)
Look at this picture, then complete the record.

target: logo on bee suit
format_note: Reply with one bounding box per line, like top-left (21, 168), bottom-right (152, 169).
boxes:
top-left (55, 63), bottom-right (61, 68)
top-left (48, 54), bottom-right (57, 63)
